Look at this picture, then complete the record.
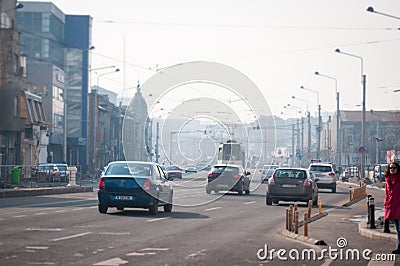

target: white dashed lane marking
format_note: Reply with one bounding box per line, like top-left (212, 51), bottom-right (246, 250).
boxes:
top-left (146, 217), bottom-right (171, 223)
top-left (50, 232), bottom-right (92, 242)
top-left (205, 207), bottom-right (221, 211)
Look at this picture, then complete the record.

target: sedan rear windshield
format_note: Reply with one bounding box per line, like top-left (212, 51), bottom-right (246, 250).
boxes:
top-left (309, 166), bottom-right (333, 172)
top-left (106, 163), bottom-right (152, 176)
top-left (212, 166), bottom-right (240, 174)
top-left (274, 170), bottom-right (307, 179)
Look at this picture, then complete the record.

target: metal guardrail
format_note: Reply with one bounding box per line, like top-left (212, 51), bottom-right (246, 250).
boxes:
top-left (0, 165), bottom-right (91, 189)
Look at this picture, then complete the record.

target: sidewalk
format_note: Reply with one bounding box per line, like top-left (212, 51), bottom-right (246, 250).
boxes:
top-left (282, 180), bottom-right (398, 256)
top-left (0, 184), bottom-right (93, 198)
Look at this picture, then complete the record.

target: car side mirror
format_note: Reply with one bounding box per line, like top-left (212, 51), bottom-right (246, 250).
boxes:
top-left (245, 171), bottom-right (251, 176)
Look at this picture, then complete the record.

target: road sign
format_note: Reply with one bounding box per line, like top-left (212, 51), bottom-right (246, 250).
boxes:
top-left (358, 146), bottom-right (365, 154)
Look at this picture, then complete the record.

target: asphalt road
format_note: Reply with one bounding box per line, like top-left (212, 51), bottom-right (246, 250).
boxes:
top-left (0, 171), bottom-right (368, 265)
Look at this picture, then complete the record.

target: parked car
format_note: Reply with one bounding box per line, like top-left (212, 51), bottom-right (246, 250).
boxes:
top-left (33, 163), bottom-right (61, 182)
top-left (206, 164), bottom-right (251, 195)
top-left (266, 168), bottom-right (318, 206)
top-left (166, 165), bottom-right (183, 179)
top-left (54, 163), bottom-right (69, 182)
top-left (308, 162), bottom-right (337, 193)
top-left (341, 166), bottom-right (359, 181)
top-left (374, 164), bottom-right (387, 182)
top-left (97, 161), bottom-right (173, 215)
top-left (261, 165), bottom-right (279, 183)
top-left (185, 165), bottom-right (197, 173)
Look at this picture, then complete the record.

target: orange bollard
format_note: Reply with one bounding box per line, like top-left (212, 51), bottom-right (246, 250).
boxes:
top-left (304, 212), bottom-right (308, 237)
top-left (307, 200), bottom-right (312, 218)
top-left (288, 205), bottom-right (293, 231)
top-left (318, 197), bottom-right (322, 214)
top-left (286, 208), bottom-right (289, 230)
top-left (294, 210), bottom-right (299, 234)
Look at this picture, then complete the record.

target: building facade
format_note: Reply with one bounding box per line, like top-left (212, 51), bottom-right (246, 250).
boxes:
top-left (17, 2), bottom-right (92, 169)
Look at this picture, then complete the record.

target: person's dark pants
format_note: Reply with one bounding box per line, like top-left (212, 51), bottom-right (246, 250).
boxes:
top-left (384, 219), bottom-right (391, 233)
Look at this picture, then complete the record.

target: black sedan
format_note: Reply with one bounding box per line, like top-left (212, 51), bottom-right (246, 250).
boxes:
top-left (266, 168), bottom-right (318, 206)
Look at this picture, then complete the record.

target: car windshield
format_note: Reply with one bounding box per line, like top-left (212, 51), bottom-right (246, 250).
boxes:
top-left (275, 169), bottom-right (306, 179)
top-left (56, 165), bottom-right (67, 171)
top-left (212, 166), bottom-right (239, 174)
top-left (167, 166), bottom-right (180, 171)
top-left (309, 165), bottom-right (332, 172)
top-left (105, 163), bottom-right (152, 176)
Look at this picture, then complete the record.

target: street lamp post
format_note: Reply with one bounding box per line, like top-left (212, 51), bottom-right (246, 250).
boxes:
top-left (93, 68), bottom-right (120, 172)
top-left (292, 96), bottom-right (310, 167)
top-left (0, 2), bottom-right (23, 13)
top-left (367, 6), bottom-right (400, 20)
top-left (300, 86), bottom-right (321, 161)
top-left (335, 48), bottom-right (366, 181)
top-left (315, 71), bottom-right (341, 170)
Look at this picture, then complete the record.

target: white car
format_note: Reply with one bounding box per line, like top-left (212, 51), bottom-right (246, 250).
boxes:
top-left (308, 163), bottom-right (337, 193)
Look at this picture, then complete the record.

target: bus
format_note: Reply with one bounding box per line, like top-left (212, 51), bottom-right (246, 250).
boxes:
top-left (217, 140), bottom-right (246, 167)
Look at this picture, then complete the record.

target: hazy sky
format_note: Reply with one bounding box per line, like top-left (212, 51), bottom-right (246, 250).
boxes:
top-left (23, 0), bottom-right (400, 119)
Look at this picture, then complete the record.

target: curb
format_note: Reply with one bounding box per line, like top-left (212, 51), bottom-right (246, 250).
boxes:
top-left (358, 220), bottom-right (397, 243)
top-left (0, 186), bottom-right (93, 198)
top-left (281, 212), bottom-right (328, 245)
top-left (342, 194), bottom-right (367, 207)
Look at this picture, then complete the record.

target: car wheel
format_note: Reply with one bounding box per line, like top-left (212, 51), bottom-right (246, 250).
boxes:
top-left (206, 185), bottom-right (212, 194)
top-left (117, 206), bottom-right (124, 211)
top-left (266, 194), bottom-right (272, 205)
top-left (164, 203), bottom-right (173, 212)
top-left (149, 199), bottom-right (159, 215)
top-left (245, 189), bottom-right (250, 195)
top-left (273, 200), bottom-right (279, 204)
top-left (237, 182), bottom-right (244, 195)
top-left (312, 195), bottom-right (318, 206)
top-left (98, 204), bottom-right (108, 214)
top-left (332, 186), bottom-right (336, 193)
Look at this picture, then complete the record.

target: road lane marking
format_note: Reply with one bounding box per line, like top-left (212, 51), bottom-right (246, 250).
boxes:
top-left (26, 246), bottom-right (49, 250)
top-left (55, 210), bottom-right (67, 213)
top-left (27, 263), bottom-right (55, 265)
top-left (127, 252), bottom-right (156, 256)
top-left (243, 201), bottom-right (256, 205)
top-left (186, 249), bottom-right (207, 259)
top-left (26, 228), bottom-right (64, 232)
top-left (99, 232), bottom-right (131, 235)
top-left (146, 217), bottom-right (171, 223)
top-left (13, 215), bottom-right (27, 218)
top-left (205, 207), bottom-right (221, 211)
top-left (93, 258), bottom-right (129, 265)
top-left (141, 247), bottom-right (169, 251)
top-left (34, 213), bottom-right (47, 216)
top-left (50, 232), bottom-right (92, 242)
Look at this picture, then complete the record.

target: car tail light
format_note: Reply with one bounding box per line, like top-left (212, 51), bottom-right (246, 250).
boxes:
top-left (207, 172), bottom-right (213, 178)
top-left (233, 174), bottom-right (241, 179)
top-left (98, 177), bottom-right (105, 190)
top-left (268, 177), bottom-right (275, 185)
top-left (143, 179), bottom-right (151, 190)
top-left (304, 178), bottom-right (310, 186)
top-left (328, 172), bottom-right (335, 177)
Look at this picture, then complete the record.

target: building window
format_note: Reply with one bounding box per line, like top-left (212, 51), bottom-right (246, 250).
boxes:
top-left (0, 12), bottom-right (11, 29)
top-left (14, 96), bottom-right (18, 116)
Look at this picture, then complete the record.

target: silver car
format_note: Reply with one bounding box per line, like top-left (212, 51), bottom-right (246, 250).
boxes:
top-left (308, 163), bottom-right (337, 193)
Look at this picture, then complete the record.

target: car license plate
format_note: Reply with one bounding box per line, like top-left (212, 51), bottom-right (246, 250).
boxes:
top-left (115, 195), bottom-right (132, 200)
top-left (282, 184), bottom-right (296, 188)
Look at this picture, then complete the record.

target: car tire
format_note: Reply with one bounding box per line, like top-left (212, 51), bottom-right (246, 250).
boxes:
top-left (149, 199), bottom-right (159, 215)
top-left (273, 200), bottom-right (279, 204)
top-left (117, 206), bottom-right (124, 211)
top-left (206, 185), bottom-right (212, 194)
top-left (332, 186), bottom-right (336, 193)
top-left (266, 194), bottom-right (272, 205)
top-left (98, 204), bottom-right (108, 214)
top-left (164, 203), bottom-right (173, 212)
top-left (237, 182), bottom-right (244, 195)
top-left (245, 189), bottom-right (250, 195)
top-left (312, 195), bottom-right (318, 206)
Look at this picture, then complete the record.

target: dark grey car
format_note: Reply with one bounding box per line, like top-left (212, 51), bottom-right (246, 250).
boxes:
top-left (266, 168), bottom-right (318, 206)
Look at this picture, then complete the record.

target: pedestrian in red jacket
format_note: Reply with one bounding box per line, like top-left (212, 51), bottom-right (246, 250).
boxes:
top-left (384, 162), bottom-right (400, 254)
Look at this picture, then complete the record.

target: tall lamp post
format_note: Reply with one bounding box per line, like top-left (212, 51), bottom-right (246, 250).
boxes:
top-left (314, 71), bottom-right (341, 170)
top-left (300, 86), bottom-right (321, 161)
top-left (335, 48), bottom-right (366, 181)
top-left (93, 68), bottom-right (120, 172)
top-left (367, 6), bottom-right (400, 20)
top-left (292, 95), bottom-right (310, 166)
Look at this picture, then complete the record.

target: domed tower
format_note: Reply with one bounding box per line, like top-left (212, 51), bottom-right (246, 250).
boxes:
top-left (123, 81), bottom-right (150, 161)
